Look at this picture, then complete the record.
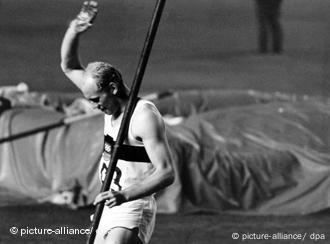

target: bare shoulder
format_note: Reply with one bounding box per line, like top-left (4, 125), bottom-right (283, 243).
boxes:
top-left (133, 100), bottom-right (163, 126)
top-left (131, 100), bottom-right (165, 139)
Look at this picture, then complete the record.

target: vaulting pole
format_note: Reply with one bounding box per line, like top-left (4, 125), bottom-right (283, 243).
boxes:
top-left (87, 0), bottom-right (167, 243)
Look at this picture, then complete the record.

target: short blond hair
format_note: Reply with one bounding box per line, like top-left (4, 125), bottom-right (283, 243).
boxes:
top-left (86, 61), bottom-right (123, 91)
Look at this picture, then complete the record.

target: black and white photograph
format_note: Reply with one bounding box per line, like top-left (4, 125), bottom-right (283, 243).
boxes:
top-left (0, 0), bottom-right (330, 243)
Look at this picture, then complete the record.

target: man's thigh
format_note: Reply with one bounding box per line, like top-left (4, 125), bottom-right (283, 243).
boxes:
top-left (103, 227), bottom-right (142, 244)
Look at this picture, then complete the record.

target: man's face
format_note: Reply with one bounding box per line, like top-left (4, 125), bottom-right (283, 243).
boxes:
top-left (82, 75), bottom-right (120, 116)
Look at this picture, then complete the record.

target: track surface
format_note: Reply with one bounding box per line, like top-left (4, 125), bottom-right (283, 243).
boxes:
top-left (1, 204), bottom-right (330, 244)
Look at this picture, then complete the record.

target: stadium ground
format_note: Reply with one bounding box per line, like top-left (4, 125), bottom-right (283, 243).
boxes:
top-left (1, 204), bottom-right (330, 244)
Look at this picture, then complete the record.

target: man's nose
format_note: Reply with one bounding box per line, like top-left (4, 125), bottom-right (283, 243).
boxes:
top-left (89, 102), bottom-right (98, 109)
top-left (90, 102), bottom-right (101, 110)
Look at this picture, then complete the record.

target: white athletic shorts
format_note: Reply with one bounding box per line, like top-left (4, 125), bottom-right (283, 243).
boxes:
top-left (94, 196), bottom-right (157, 244)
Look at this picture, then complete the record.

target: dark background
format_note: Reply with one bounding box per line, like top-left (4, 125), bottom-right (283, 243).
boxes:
top-left (0, 0), bottom-right (329, 95)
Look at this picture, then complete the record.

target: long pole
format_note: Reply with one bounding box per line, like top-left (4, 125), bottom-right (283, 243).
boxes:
top-left (87, 0), bottom-right (167, 243)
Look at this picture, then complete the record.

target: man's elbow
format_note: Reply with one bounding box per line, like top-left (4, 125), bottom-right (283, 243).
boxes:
top-left (60, 62), bottom-right (71, 74)
top-left (163, 166), bottom-right (175, 187)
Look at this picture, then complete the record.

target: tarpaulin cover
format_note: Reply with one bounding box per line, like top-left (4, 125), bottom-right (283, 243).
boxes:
top-left (1, 89), bottom-right (330, 215)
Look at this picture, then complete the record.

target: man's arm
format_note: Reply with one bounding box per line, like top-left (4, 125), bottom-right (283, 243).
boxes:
top-left (94, 104), bottom-right (175, 207)
top-left (60, 22), bottom-right (85, 88)
top-left (124, 105), bottom-right (175, 201)
top-left (60, 1), bottom-right (98, 89)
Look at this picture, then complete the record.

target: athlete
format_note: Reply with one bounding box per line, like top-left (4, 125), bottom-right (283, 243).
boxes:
top-left (60, 2), bottom-right (174, 243)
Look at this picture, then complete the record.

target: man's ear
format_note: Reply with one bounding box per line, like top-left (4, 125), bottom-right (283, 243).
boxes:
top-left (109, 82), bottom-right (118, 95)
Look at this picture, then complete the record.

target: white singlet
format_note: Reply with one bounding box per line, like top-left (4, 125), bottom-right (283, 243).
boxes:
top-left (95, 99), bottom-right (158, 244)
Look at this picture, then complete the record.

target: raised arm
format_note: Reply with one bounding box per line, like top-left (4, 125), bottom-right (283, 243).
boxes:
top-left (60, 1), bottom-right (98, 90)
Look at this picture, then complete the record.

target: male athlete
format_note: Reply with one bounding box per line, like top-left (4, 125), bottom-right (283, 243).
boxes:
top-left (60, 2), bottom-right (174, 243)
